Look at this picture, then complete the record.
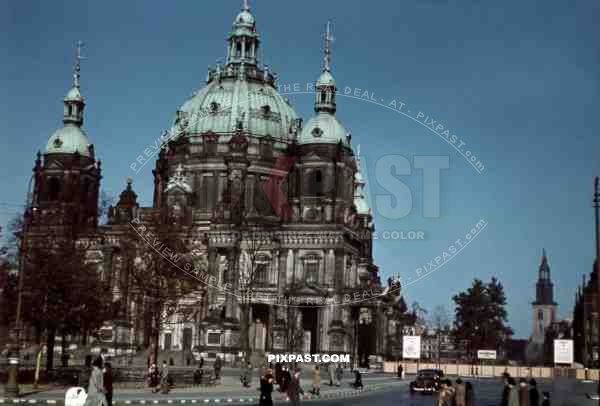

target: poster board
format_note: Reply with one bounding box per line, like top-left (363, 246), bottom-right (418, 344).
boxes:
top-left (553, 339), bottom-right (573, 364)
top-left (402, 335), bottom-right (421, 359)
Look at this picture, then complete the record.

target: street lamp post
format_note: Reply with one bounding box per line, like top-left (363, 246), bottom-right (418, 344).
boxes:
top-left (5, 210), bottom-right (30, 398)
top-left (592, 176), bottom-right (600, 403)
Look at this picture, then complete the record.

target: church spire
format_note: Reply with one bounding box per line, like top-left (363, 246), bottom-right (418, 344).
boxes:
top-left (535, 249), bottom-right (555, 305)
top-left (323, 20), bottom-right (332, 72)
top-left (63, 41), bottom-right (86, 127)
top-left (314, 20), bottom-right (337, 114)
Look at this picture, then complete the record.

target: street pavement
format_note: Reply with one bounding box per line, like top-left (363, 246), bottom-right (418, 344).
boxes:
top-left (2, 375), bottom-right (405, 405)
top-left (3, 375), bottom-right (598, 405)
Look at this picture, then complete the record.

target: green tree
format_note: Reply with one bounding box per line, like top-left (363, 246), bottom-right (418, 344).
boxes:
top-left (24, 235), bottom-right (111, 370)
top-left (452, 278), bottom-right (513, 360)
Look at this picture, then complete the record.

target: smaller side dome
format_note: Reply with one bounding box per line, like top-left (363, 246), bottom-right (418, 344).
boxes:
top-left (46, 125), bottom-right (92, 157)
top-left (298, 112), bottom-right (350, 145)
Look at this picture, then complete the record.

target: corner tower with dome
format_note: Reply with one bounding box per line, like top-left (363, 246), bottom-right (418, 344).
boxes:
top-left (21, 3), bottom-right (404, 366)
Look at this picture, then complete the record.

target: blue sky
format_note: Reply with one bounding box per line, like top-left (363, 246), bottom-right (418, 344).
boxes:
top-left (2, 0), bottom-right (599, 338)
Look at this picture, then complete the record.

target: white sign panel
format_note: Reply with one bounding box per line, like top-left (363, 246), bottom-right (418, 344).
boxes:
top-left (403, 336), bottom-right (421, 359)
top-left (477, 350), bottom-right (497, 360)
top-left (554, 339), bottom-right (574, 364)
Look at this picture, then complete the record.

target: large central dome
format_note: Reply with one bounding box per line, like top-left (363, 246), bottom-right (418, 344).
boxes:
top-left (177, 73), bottom-right (298, 141)
top-left (172, 3), bottom-right (299, 142)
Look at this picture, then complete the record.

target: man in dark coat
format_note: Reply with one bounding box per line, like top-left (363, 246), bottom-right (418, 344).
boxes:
top-left (258, 368), bottom-right (274, 406)
top-left (213, 356), bottom-right (222, 380)
top-left (103, 362), bottom-right (113, 406)
top-left (500, 373), bottom-right (511, 406)
top-left (286, 368), bottom-right (303, 406)
top-left (529, 379), bottom-right (540, 406)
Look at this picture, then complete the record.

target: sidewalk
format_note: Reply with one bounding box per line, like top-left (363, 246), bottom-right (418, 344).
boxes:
top-left (1, 376), bottom-right (406, 405)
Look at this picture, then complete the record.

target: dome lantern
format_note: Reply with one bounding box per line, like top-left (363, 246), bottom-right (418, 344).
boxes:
top-left (45, 41), bottom-right (94, 158)
top-left (226, 0), bottom-right (260, 67)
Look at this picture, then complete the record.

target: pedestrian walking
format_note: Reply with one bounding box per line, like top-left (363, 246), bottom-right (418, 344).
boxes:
top-left (83, 357), bottom-right (107, 406)
top-left (280, 365), bottom-right (291, 393)
top-left (311, 365), bottom-right (320, 396)
top-left (519, 377), bottom-right (530, 406)
top-left (454, 377), bottom-right (466, 406)
top-left (274, 362), bottom-right (282, 387)
top-left (529, 379), bottom-right (540, 406)
top-left (102, 362), bottom-right (113, 406)
top-left (541, 391), bottom-right (550, 406)
top-left (328, 363), bottom-right (334, 386)
top-left (79, 355), bottom-right (93, 389)
top-left (286, 369), bottom-right (303, 406)
top-left (437, 380), bottom-right (454, 406)
top-left (199, 357), bottom-right (204, 369)
top-left (352, 369), bottom-right (363, 390)
top-left (213, 356), bottom-right (222, 380)
top-left (240, 362), bottom-right (252, 387)
top-left (160, 360), bottom-right (170, 394)
top-left (258, 367), bottom-right (274, 406)
top-left (500, 373), bottom-right (511, 406)
top-left (193, 365), bottom-right (203, 385)
top-left (397, 362), bottom-right (403, 379)
top-left (507, 377), bottom-right (520, 406)
top-left (335, 364), bottom-right (343, 387)
top-left (465, 381), bottom-right (475, 406)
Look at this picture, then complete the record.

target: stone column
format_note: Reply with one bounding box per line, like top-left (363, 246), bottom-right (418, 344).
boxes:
top-left (245, 173), bottom-right (256, 214)
top-left (225, 249), bottom-right (238, 320)
top-left (326, 249), bottom-right (335, 287)
top-left (278, 250), bottom-right (287, 296)
top-left (207, 248), bottom-right (218, 309)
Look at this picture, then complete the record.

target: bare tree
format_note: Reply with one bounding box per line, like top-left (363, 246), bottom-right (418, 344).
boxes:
top-left (428, 305), bottom-right (451, 366)
top-left (124, 227), bottom-right (205, 366)
top-left (236, 228), bottom-right (271, 361)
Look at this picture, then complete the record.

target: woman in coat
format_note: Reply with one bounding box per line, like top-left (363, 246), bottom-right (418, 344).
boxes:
top-left (311, 366), bottom-right (321, 396)
top-left (507, 377), bottom-right (520, 406)
top-left (83, 357), bottom-right (107, 406)
top-left (519, 378), bottom-right (530, 406)
top-left (529, 379), bottom-right (540, 406)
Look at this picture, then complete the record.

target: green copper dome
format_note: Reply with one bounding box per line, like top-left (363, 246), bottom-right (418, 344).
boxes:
top-left (176, 76), bottom-right (299, 141)
top-left (46, 125), bottom-right (92, 157)
top-left (298, 112), bottom-right (349, 145)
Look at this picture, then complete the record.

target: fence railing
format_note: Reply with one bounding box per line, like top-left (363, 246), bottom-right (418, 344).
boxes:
top-left (384, 361), bottom-right (591, 380)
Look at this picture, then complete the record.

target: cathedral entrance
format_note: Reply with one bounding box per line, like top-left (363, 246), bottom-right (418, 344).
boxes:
top-left (356, 307), bottom-right (376, 368)
top-left (250, 304), bottom-right (270, 352)
top-left (301, 306), bottom-right (319, 354)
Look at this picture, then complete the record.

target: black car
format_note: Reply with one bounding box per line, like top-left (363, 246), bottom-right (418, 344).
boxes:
top-left (409, 369), bottom-right (444, 393)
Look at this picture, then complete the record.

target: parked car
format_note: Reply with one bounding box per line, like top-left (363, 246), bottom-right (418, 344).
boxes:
top-left (409, 369), bottom-right (444, 394)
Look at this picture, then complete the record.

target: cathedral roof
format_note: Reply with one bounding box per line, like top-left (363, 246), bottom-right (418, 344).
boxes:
top-left (176, 78), bottom-right (298, 141)
top-left (46, 125), bottom-right (92, 157)
top-left (173, 1), bottom-right (299, 142)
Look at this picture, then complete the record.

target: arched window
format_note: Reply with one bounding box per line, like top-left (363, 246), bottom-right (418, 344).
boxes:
top-left (48, 177), bottom-right (61, 201)
top-left (320, 91), bottom-right (327, 103)
top-left (538, 309), bottom-right (544, 321)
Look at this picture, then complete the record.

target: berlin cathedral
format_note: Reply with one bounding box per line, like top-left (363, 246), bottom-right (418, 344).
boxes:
top-left (20, 2), bottom-right (405, 365)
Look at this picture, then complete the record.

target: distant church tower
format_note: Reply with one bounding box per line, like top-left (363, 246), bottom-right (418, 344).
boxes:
top-left (531, 249), bottom-right (557, 344)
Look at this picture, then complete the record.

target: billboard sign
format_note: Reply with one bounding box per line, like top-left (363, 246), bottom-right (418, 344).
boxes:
top-left (403, 335), bottom-right (421, 359)
top-left (553, 339), bottom-right (574, 364)
top-left (477, 350), bottom-right (497, 360)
